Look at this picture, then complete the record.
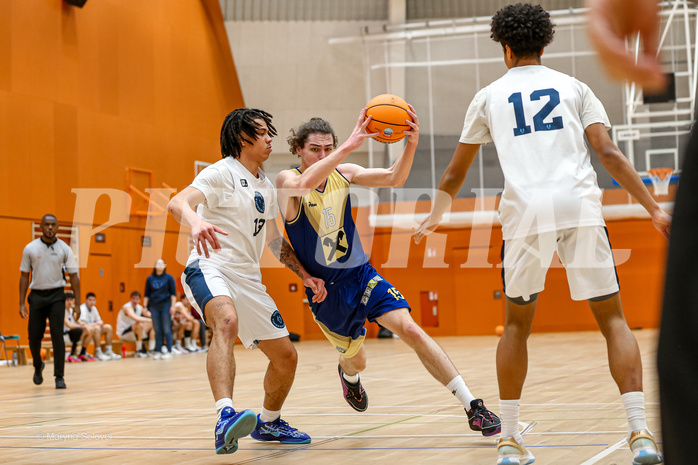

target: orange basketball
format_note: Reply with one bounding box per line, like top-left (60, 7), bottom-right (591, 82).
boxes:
top-left (495, 325), bottom-right (504, 337)
top-left (40, 348), bottom-right (47, 360)
top-left (365, 94), bottom-right (411, 144)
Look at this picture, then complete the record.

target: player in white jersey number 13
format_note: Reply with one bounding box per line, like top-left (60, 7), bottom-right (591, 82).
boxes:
top-left (415, 4), bottom-right (670, 465)
top-left (167, 108), bottom-right (327, 454)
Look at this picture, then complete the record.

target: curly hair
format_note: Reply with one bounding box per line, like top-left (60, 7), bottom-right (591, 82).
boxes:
top-left (287, 117), bottom-right (338, 156)
top-left (490, 3), bottom-right (555, 58)
top-left (220, 108), bottom-right (277, 159)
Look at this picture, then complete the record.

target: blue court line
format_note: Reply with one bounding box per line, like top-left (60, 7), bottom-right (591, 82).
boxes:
top-left (0, 443), bottom-right (612, 452)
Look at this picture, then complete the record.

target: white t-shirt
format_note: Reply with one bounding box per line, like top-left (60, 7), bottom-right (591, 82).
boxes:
top-left (116, 302), bottom-right (144, 336)
top-left (460, 65), bottom-right (610, 240)
top-left (64, 308), bottom-right (77, 333)
top-left (79, 303), bottom-right (102, 324)
top-left (187, 157), bottom-right (279, 279)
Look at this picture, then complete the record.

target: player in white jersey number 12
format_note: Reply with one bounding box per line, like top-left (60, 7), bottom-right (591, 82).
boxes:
top-left (415, 4), bottom-right (670, 465)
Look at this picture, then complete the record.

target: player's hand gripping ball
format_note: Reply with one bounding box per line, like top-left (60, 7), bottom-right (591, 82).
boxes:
top-left (365, 94), bottom-right (412, 143)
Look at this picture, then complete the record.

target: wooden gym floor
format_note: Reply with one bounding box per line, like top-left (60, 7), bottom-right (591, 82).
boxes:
top-left (0, 330), bottom-right (661, 464)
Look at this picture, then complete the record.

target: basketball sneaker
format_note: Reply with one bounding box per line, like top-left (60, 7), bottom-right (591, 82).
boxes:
top-left (79, 353), bottom-right (97, 362)
top-left (250, 415), bottom-right (311, 444)
top-left (629, 430), bottom-right (663, 465)
top-left (497, 436), bottom-right (535, 465)
top-left (338, 364), bottom-right (368, 412)
top-left (466, 399), bottom-right (501, 436)
top-left (214, 407), bottom-right (257, 455)
top-left (66, 355), bottom-right (81, 363)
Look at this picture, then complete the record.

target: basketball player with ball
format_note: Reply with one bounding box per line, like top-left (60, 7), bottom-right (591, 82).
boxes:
top-left (415, 4), bottom-right (670, 464)
top-left (276, 102), bottom-right (502, 436)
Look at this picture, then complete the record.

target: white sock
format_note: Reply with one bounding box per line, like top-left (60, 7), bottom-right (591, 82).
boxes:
top-left (184, 337), bottom-right (191, 347)
top-left (105, 346), bottom-right (113, 354)
top-left (136, 341), bottom-right (143, 351)
top-left (343, 372), bottom-right (359, 384)
top-left (95, 347), bottom-right (103, 355)
top-left (621, 391), bottom-right (649, 436)
top-left (216, 398), bottom-right (233, 417)
top-left (148, 339), bottom-right (155, 351)
top-left (260, 407), bottom-right (281, 423)
top-left (446, 375), bottom-right (476, 408)
top-left (175, 341), bottom-right (182, 348)
top-left (500, 399), bottom-right (523, 444)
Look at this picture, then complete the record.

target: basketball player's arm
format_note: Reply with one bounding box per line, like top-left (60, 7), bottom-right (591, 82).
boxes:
top-left (414, 143), bottom-right (481, 244)
top-left (276, 109), bottom-right (378, 197)
top-left (341, 106), bottom-right (419, 188)
top-left (586, 123), bottom-right (671, 237)
top-left (265, 219), bottom-right (327, 303)
top-left (19, 271), bottom-right (29, 318)
top-left (587, 0), bottom-right (666, 93)
top-left (167, 186), bottom-right (228, 258)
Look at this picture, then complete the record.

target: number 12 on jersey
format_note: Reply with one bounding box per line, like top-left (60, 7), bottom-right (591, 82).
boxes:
top-left (508, 88), bottom-right (564, 137)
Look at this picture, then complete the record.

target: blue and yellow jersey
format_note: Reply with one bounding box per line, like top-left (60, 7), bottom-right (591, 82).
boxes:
top-left (284, 168), bottom-right (368, 283)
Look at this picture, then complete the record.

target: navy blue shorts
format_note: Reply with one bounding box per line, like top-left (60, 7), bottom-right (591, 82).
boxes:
top-left (306, 262), bottom-right (410, 357)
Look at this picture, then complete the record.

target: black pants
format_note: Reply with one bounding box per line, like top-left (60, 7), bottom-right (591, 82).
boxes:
top-left (27, 288), bottom-right (66, 377)
top-left (657, 129), bottom-right (698, 465)
top-left (65, 327), bottom-right (83, 354)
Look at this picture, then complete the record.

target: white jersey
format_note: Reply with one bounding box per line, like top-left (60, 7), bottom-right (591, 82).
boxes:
top-left (460, 65), bottom-right (610, 240)
top-left (79, 303), bottom-right (102, 324)
top-left (116, 302), bottom-right (143, 336)
top-left (187, 157), bottom-right (279, 279)
top-left (64, 308), bottom-right (77, 332)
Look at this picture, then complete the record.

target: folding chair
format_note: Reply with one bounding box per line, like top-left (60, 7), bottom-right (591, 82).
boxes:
top-left (0, 332), bottom-right (21, 367)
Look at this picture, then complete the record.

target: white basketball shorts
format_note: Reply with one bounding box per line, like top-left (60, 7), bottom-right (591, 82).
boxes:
top-left (502, 226), bottom-right (620, 302)
top-left (181, 259), bottom-right (288, 349)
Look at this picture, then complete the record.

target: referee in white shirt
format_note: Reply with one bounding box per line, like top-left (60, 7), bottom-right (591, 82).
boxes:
top-left (19, 214), bottom-right (81, 389)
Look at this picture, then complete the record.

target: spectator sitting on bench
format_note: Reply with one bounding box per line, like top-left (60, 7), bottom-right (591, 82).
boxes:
top-left (64, 292), bottom-right (94, 362)
top-left (116, 291), bottom-right (154, 358)
top-left (79, 292), bottom-right (120, 361)
top-left (172, 295), bottom-right (201, 353)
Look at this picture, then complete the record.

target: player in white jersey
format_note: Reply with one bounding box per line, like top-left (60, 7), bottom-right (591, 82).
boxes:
top-left (415, 4), bottom-right (671, 465)
top-left (167, 108), bottom-right (327, 455)
top-left (116, 291), bottom-right (153, 357)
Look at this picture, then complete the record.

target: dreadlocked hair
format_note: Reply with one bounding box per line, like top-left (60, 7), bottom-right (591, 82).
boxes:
top-left (490, 3), bottom-right (555, 58)
top-left (287, 117), bottom-right (338, 156)
top-left (220, 108), bottom-right (277, 159)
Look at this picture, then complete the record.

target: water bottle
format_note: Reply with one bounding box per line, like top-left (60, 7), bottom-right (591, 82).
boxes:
top-left (11, 351), bottom-right (18, 367)
top-left (121, 344), bottom-right (126, 358)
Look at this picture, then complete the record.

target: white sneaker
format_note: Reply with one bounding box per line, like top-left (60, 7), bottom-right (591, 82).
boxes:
top-left (171, 347), bottom-right (182, 355)
top-left (629, 430), bottom-right (663, 465)
top-left (95, 351), bottom-right (109, 361)
top-left (497, 437), bottom-right (535, 465)
top-left (187, 344), bottom-right (199, 352)
top-left (161, 352), bottom-right (173, 359)
top-left (152, 352), bottom-right (162, 360)
top-left (106, 352), bottom-right (121, 360)
top-left (135, 352), bottom-right (149, 358)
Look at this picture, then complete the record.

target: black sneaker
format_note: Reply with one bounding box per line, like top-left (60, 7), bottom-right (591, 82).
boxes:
top-left (338, 364), bottom-right (368, 412)
top-left (55, 377), bottom-right (66, 389)
top-left (33, 361), bottom-right (44, 385)
top-left (466, 399), bottom-right (501, 436)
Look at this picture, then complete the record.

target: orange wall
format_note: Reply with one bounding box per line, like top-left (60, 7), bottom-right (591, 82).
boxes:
top-left (1, 0), bottom-right (244, 338)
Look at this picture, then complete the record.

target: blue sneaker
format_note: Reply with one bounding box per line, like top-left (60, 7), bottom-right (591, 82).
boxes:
top-left (250, 415), bottom-right (311, 444)
top-left (214, 407), bottom-right (257, 455)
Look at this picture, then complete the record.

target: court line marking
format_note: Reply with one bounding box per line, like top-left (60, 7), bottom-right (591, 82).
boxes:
top-left (579, 438), bottom-right (627, 465)
top-left (0, 431), bottom-right (631, 440)
top-left (0, 443), bottom-right (612, 452)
